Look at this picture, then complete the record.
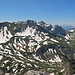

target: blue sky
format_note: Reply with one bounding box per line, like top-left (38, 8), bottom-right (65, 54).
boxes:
top-left (0, 0), bottom-right (75, 25)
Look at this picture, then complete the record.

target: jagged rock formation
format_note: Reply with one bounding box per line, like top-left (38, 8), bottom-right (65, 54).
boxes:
top-left (16, 20), bottom-right (36, 25)
top-left (37, 21), bottom-right (46, 26)
top-left (51, 25), bottom-right (66, 35)
top-left (37, 21), bottom-right (66, 36)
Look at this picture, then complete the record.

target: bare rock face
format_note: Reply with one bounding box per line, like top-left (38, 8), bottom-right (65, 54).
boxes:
top-left (37, 22), bottom-right (66, 36)
top-left (38, 21), bottom-right (46, 26)
top-left (16, 20), bottom-right (36, 25)
top-left (0, 69), bottom-right (4, 75)
top-left (51, 25), bottom-right (66, 35)
top-left (24, 70), bottom-right (47, 75)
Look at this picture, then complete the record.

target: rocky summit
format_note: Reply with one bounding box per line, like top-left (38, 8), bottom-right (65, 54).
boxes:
top-left (51, 25), bottom-right (66, 35)
top-left (0, 20), bottom-right (75, 75)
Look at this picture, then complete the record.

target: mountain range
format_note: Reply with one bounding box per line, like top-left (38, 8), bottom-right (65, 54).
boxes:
top-left (0, 20), bottom-right (75, 75)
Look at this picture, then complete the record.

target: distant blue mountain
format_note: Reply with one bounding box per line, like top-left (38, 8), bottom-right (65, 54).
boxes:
top-left (61, 25), bottom-right (75, 30)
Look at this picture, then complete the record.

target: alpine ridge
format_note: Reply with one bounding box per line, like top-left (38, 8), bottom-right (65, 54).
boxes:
top-left (0, 20), bottom-right (75, 75)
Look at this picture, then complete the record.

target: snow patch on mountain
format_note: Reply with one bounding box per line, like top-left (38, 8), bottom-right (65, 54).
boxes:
top-left (15, 26), bottom-right (36, 36)
top-left (15, 26), bottom-right (49, 42)
top-left (50, 38), bottom-right (58, 43)
top-left (0, 56), bottom-right (3, 60)
top-left (33, 54), bottom-right (45, 62)
top-left (50, 73), bottom-right (54, 75)
top-left (0, 26), bottom-right (12, 43)
top-left (60, 69), bottom-right (65, 72)
top-left (49, 55), bottom-right (62, 62)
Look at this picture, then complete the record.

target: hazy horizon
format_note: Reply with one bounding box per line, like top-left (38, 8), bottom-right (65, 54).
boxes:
top-left (0, 0), bottom-right (75, 25)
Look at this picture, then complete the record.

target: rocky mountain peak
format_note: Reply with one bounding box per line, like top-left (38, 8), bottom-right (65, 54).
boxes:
top-left (37, 21), bottom-right (46, 25)
top-left (16, 20), bottom-right (36, 25)
top-left (51, 25), bottom-right (66, 35)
